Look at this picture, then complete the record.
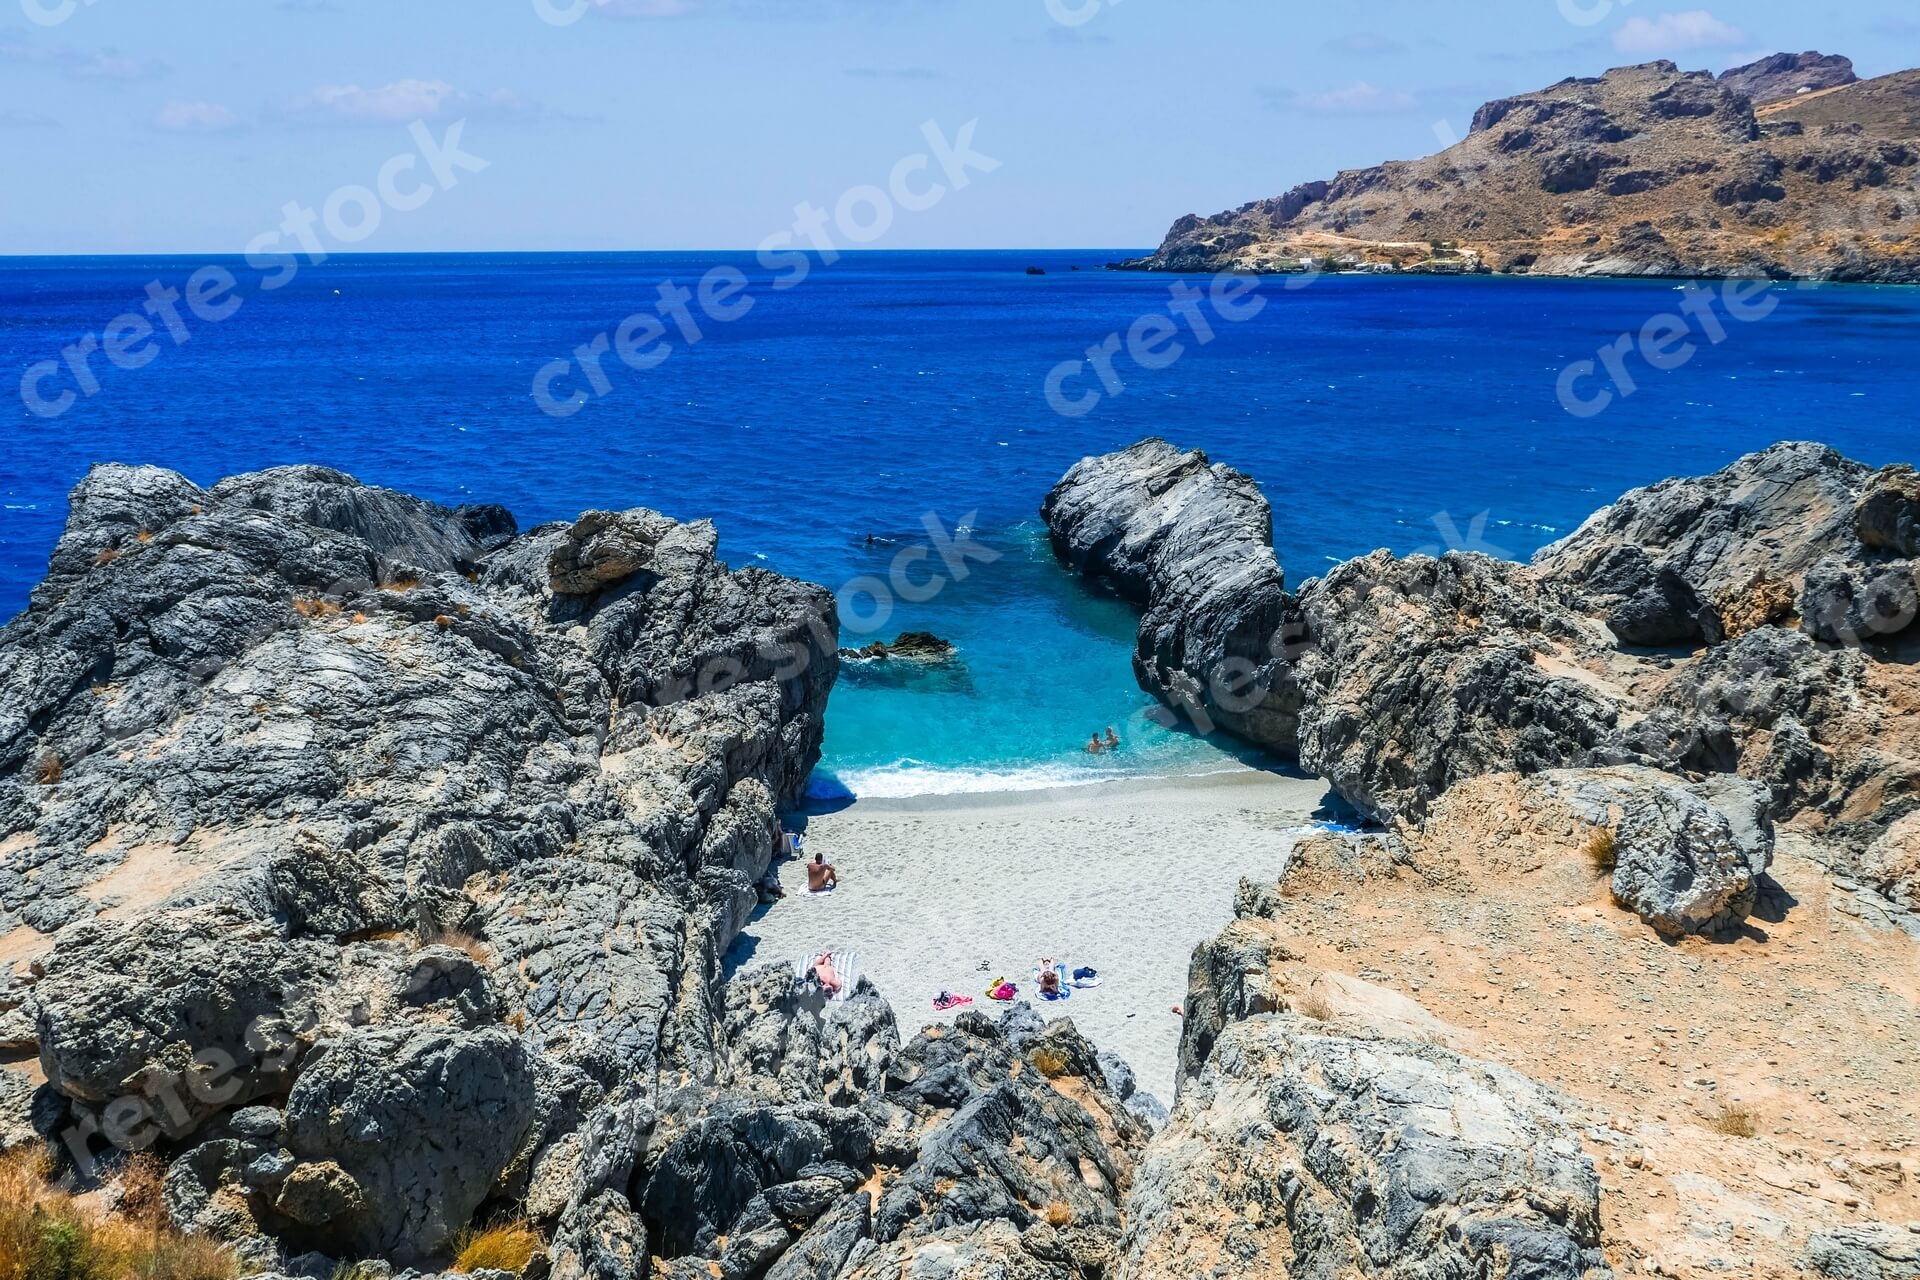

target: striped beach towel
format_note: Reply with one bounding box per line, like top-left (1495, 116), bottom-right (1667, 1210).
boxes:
top-left (794, 950), bottom-right (861, 1002)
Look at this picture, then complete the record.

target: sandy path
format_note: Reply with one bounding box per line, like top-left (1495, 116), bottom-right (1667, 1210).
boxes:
top-left (723, 768), bottom-right (1328, 1099)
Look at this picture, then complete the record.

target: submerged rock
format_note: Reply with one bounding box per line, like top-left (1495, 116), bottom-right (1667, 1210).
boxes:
top-left (838, 631), bottom-right (957, 661)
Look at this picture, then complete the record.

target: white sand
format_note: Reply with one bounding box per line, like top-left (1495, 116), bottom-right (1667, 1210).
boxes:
top-left (723, 768), bottom-right (1327, 1101)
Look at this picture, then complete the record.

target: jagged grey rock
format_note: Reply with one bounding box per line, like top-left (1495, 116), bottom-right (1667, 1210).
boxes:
top-left (279, 1025), bottom-right (538, 1262)
top-left (1046, 440), bottom-right (1917, 891)
top-left (1803, 1223), bottom-right (1920, 1280)
top-left (1124, 1016), bottom-right (1610, 1280)
top-left (1042, 438), bottom-right (1300, 749)
top-left (0, 462), bottom-right (837, 1264)
top-left (1585, 773), bottom-right (1767, 935)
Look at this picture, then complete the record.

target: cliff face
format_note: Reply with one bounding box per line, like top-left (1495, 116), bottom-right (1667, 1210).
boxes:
top-left (1124, 55), bottom-right (1920, 283)
top-left (1046, 440), bottom-right (1920, 933)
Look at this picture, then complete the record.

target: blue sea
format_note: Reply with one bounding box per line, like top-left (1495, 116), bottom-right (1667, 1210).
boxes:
top-left (4, 252), bottom-right (1918, 797)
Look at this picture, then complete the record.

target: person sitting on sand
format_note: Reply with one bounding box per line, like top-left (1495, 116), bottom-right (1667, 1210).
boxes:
top-left (1104, 726), bottom-right (1120, 750)
top-left (807, 852), bottom-right (838, 893)
top-left (809, 952), bottom-right (841, 996)
top-left (1038, 968), bottom-right (1063, 998)
top-left (1085, 733), bottom-right (1104, 755)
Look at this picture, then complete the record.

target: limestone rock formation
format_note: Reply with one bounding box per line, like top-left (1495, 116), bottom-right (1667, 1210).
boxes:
top-left (1803, 1222), bottom-right (1920, 1280)
top-left (1123, 57), bottom-right (1920, 281)
top-left (1048, 438), bottom-right (1916, 931)
top-left (0, 462), bottom-right (839, 1266)
top-left (1720, 52), bottom-right (1859, 108)
top-left (1042, 438), bottom-right (1300, 748)
top-left (1123, 1016), bottom-right (1609, 1280)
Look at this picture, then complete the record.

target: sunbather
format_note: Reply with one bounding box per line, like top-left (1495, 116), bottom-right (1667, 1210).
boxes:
top-left (807, 852), bottom-right (838, 893)
top-left (809, 952), bottom-right (842, 996)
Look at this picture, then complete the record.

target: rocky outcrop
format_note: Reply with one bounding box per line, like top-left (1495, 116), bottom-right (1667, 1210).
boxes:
top-left (1803, 1223), bottom-right (1920, 1280)
top-left (0, 462), bottom-right (839, 1267)
top-left (1049, 439), bottom-right (1916, 926)
top-left (0, 463), bottom-right (1177, 1277)
top-left (1042, 439), bottom-right (1300, 748)
top-left (1123, 57), bottom-right (1920, 282)
top-left (838, 632), bottom-right (956, 662)
top-left (1124, 1015), bottom-right (1609, 1280)
top-left (1720, 52), bottom-right (1858, 108)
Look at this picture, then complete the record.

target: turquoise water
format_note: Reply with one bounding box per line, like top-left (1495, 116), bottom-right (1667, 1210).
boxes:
top-left (4, 252), bottom-right (1919, 795)
top-left (820, 524), bottom-right (1263, 798)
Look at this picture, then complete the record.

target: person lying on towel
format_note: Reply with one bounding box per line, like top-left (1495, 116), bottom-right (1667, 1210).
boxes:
top-left (809, 952), bottom-right (842, 996)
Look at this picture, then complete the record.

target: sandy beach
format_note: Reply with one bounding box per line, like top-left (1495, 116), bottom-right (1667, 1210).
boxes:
top-left (724, 767), bottom-right (1332, 1100)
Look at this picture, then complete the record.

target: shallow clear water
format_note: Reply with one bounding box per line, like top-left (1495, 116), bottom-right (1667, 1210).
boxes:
top-left (4, 252), bottom-right (1918, 795)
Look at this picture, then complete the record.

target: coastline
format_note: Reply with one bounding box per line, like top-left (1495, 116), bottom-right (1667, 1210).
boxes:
top-left (731, 766), bottom-right (1333, 1098)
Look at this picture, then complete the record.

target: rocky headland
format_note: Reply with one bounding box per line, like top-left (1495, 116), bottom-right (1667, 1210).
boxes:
top-left (1047, 437), bottom-right (1920, 1276)
top-left (0, 465), bottom-right (1163, 1279)
top-left (1122, 54), bottom-right (1920, 282)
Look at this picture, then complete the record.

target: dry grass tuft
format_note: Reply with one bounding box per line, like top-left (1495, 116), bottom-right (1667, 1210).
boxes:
top-left (1041, 1201), bottom-right (1073, 1229)
top-left (1584, 827), bottom-right (1618, 876)
top-left (0, 1148), bottom-right (237, 1280)
top-left (382, 577), bottom-right (421, 593)
top-left (505, 1009), bottom-right (528, 1033)
top-left (1710, 1103), bottom-right (1757, 1139)
top-left (450, 1220), bottom-right (542, 1274)
top-left (115, 1153), bottom-right (168, 1226)
top-left (1028, 1047), bottom-right (1069, 1079)
top-left (133, 530), bottom-right (152, 544)
top-left (423, 930), bottom-right (494, 964)
top-left (92, 547), bottom-right (120, 568)
top-left (292, 597), bottom-right (342, 620)
top-left (34, 755), bottom-right (62, 787)
top-left (350, 612), bottom-right (368, 625)
top-left (1293, 989), bottom-right (1333, 1022)
top-left (434, 614), bottom-right (454, 630)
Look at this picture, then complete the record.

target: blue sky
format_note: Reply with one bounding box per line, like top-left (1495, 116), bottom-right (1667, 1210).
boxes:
top-left (3, 0), bottom-right (1917, 253)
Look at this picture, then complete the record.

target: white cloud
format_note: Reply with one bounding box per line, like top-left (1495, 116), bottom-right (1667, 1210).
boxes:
top-left (0, 26), bottom-right (164, 79)
top-left (155, 100), bottom-right (240, 132)
top-left (1612, 10), bottom-right (1746, 57)
top-left (1296, 81), bottom-right (1416, 113)
top-left (292, 78), bottom-right (464, 122)
top-left (284, 79), bottom-right (565, 125)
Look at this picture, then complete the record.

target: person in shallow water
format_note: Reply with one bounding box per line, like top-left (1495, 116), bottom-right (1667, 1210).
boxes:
top-left (807, 852), bottom-right (838, 893)
top-left (1104, 726), bottom-right (1120, 750)
top-left (1085, 733), bottom-right (1104, 755)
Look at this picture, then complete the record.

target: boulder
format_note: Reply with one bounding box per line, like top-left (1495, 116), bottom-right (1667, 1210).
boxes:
top-left (1857, 465), bottom-right (1920, 557)
top-left (278, 1026), bottom-right (539, 1261)
top-left (1804, 1223), bottom-right (1920, 1280)
top-left (549, 1191), bottom-right (647, 1280)
top-left (545, 508), bottom-right (678, 595)
top-left (1123, 1016), bottom-right (1609, 1280)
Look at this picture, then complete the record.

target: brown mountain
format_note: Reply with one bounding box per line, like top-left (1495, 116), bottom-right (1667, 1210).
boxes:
top-left (1123, 55), bottom-right (1920, 283)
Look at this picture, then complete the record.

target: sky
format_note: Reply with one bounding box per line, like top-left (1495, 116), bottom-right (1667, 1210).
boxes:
top-left (2, 0), bottom-right (1918, 254)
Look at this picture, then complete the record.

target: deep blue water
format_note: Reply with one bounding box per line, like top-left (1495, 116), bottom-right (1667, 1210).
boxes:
top-left (4, 251), bottom-right (1918, 795)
